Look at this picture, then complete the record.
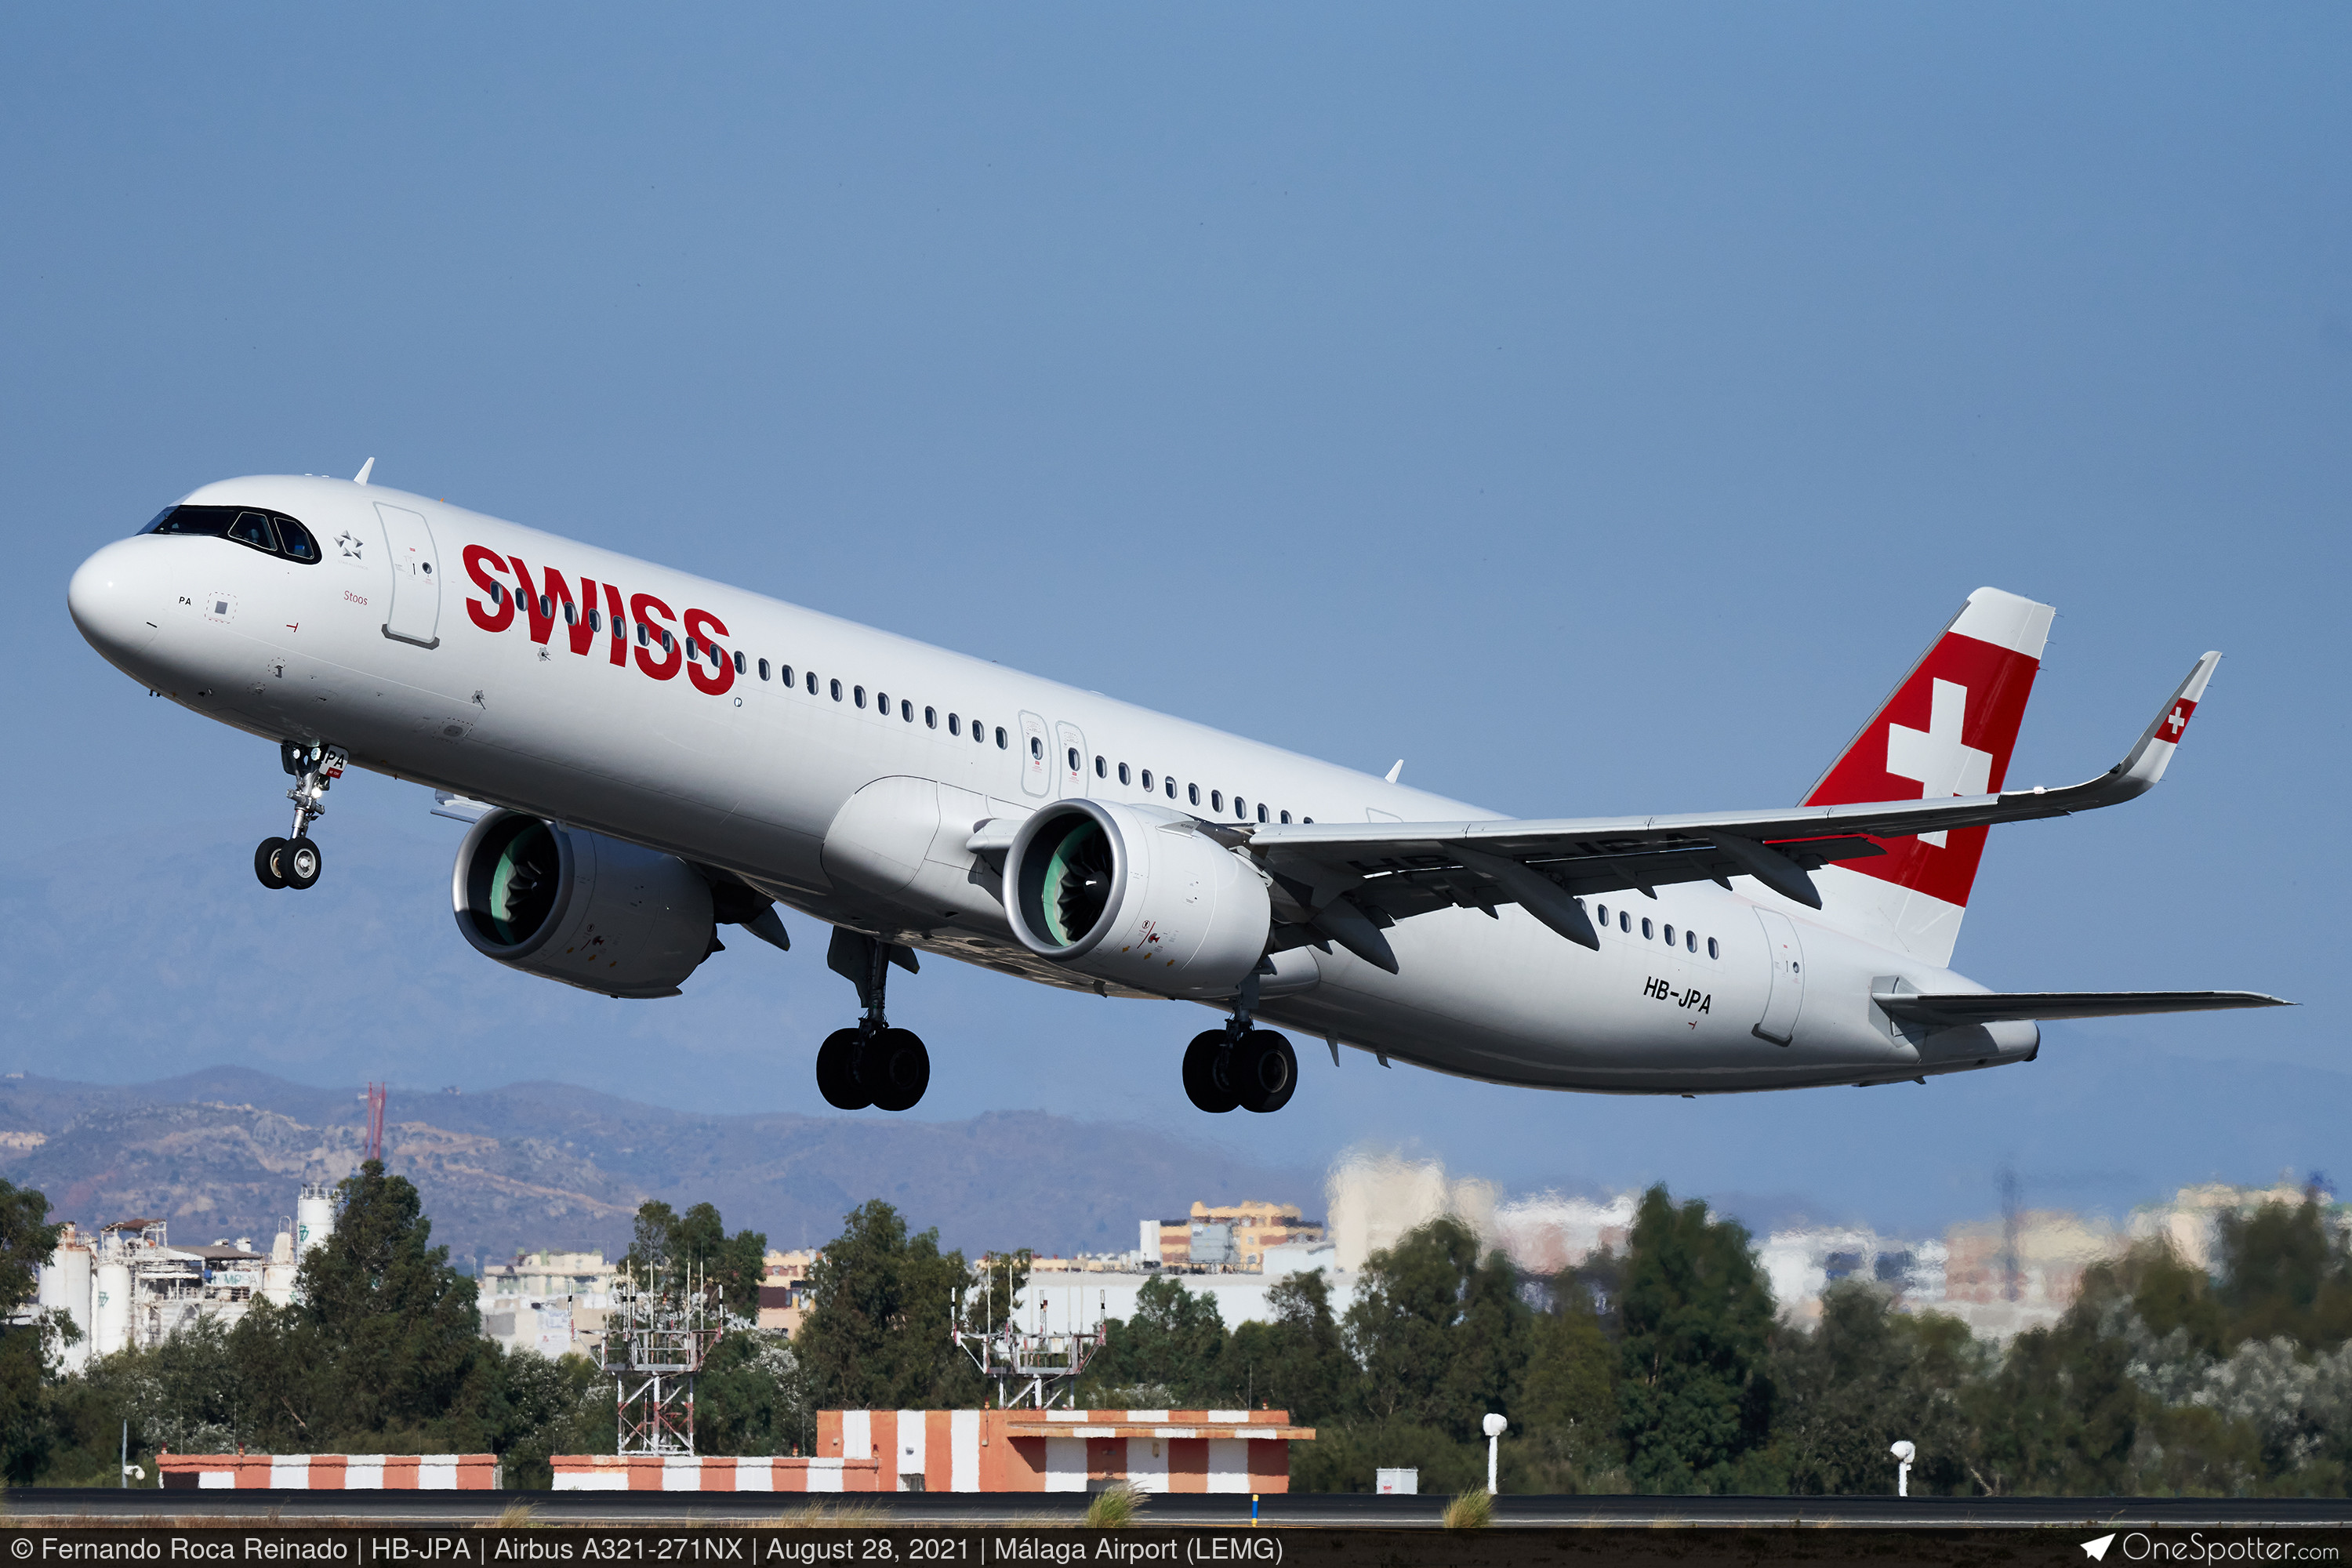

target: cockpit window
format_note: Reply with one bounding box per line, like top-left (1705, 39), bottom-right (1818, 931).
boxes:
top-left (276, 517), bottom-right (320, 561)
top-left (143, 505), bottom-right (321, 564)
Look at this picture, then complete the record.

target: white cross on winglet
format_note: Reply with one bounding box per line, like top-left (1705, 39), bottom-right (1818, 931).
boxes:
top-left (1886, 679), bottom-right (1994, 848)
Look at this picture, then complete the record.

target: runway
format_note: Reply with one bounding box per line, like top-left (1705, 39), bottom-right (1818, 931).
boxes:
top-left (5, 1490), bottom-right (2348, 1529)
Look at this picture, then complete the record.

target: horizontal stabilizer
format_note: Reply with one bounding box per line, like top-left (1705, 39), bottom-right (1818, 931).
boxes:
top-left (1873, 989), bottom-right (2291, 1025)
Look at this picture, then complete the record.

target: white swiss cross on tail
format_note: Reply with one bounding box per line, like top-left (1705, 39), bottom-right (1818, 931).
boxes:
top-left (1886, 678), bottom-right (1994, 849)
top-left (2158, 699), bottom-right (2196, 744)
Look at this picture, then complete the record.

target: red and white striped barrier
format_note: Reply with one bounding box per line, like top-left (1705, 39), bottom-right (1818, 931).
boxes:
top-left (815, 1409), bottom-right (1308, 1493)
top-left (161, 1454), bottom-right (502, 1490)
top-left (551, 1456), bottom-right (881, 1492)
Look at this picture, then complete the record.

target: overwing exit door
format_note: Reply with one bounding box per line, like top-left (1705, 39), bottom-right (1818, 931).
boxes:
top-left (1751, 908), bottom-right (1806, 1045)
top-left (376, 503), bottom-right (442, 648)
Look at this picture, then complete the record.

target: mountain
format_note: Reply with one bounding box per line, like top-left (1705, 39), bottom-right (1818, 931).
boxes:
top-left (0, 1067), bottom-right (1319, 1265)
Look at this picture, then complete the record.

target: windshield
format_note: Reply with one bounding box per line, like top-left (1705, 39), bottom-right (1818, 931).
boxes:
top-left (144, 504), bottom-right (321, 564)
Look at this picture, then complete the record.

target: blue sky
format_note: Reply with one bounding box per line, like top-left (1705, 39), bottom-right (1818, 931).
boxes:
top-left (4, 5), bottom-right (2345, 1240)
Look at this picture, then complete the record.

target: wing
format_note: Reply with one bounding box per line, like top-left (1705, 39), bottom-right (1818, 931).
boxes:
top-left (1243, 653), bottom-right (2220, 972)
top-left (1873, 990), bottom-right (2291, 1025)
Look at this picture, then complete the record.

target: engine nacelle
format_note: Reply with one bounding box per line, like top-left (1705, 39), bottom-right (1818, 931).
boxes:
top-left (452, 810), bottom-right (716, 998)
top-left (1005, 799), bottom-right (1272, 998)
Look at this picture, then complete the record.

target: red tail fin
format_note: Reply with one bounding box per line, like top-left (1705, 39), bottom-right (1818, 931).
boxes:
top-left (1805, 588), bottom-right (2053, 941)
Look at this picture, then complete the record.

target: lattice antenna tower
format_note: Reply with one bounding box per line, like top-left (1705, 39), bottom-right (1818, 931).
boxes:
top-left (601, 1258), bottom-right (720, 1455)
top-left (953, 1256), bottom-right (1108, 1410)
top-left (362, 1083), bottom-right (387, 1163)
top-left (1998, 1166), bottom-right (2023, 1304)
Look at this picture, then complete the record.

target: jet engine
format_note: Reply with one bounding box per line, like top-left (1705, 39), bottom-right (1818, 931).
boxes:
top-left (452, 809), bottom-right (716, 998)
top-left (1004, 799), bottom-right (1271, 998)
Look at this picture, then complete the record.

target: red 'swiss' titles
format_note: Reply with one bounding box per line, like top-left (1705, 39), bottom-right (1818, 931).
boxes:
top-left (463, 545), bottom-right (734, 695)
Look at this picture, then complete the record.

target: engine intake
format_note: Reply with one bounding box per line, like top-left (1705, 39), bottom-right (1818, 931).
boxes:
top-left (452, 810), bottom-right (716, 998)
top-left (1005, 800), bottom-right (1271, 998)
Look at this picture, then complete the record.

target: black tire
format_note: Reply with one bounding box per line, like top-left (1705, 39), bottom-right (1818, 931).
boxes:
top-left (815, 1028), bottom-right (870, 1110)
top-left (254, 837), bottom-right (289, 890)
top-left (1182, 1029), bottom-right (1241, 1113)
top-left (1235, 1029), bottom-right (1298, 1113)
top-left (283, 837), bottom-right (322, 891)
top-left (865, 1027), bottom-right (931, 1113)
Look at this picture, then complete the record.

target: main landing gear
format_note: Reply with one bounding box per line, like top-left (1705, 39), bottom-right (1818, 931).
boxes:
top-left (817, 927), bottom-right (931, 1113)
top-left (254, 739), bottom-right (345, 891)
top-left (1183, 973), bottom-right (1298, 1115)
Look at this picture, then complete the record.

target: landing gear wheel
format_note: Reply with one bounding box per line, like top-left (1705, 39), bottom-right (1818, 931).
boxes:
top-left (1182, 1029), bottom-right (1241, 1114)
top-left (283, 837), bottom-right (322, 891)
top-left (1235, 1029), bottom-right (1298, 1114)
top-left (815, 1028), bottom-right (870, 1110)
top-left (864, 1027), bottom-right (931, 1112)
top-left (254, 837), bottom-right (289, 890)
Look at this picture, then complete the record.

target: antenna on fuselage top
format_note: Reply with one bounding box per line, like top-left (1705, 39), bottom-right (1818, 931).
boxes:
top-left (1385, 759), bottom-right (1404, 784)
top-left (353, 457), bottom-right (375, 485)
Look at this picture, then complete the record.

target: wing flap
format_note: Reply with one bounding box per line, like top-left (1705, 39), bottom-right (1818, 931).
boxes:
top-left (1872, 990), bottom-right (2291, 1025)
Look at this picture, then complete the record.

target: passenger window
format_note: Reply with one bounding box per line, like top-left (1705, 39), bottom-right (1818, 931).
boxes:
top-left (1140, 769), bottom-right (1153, 790)
top-left (926, 706), bottom-right (938, 729)
top-left (855, 686), bottom-right (867, 708)
top-left (1119, 764), bottom-right (1131, 785)
top-left (1068, 747), bottom-right (1080, 771)
top-left (758, 659), bottom-right (771, 681)
top-left (830, 679), bottom-right (842, 701)
top-left (1303, 816), bottom-right (1314, 824)
top-left (1663, 924), bottom-right (1675, 946)
top-left (1619, 912), bottom-right (1631, 933)
top-left (588, 608), bottom-right (601, 633)
top-left (1642, 919), bottom-right (1654, 940)
top-left (275, 517), bottom-right (320, 561)
top-left (976, 723), bottom-right (988, 745)
top-left (902, 700), bottom-right (913, 722)
top-left (1598, 904), bottom-right (1609, 927)
top-left (805, 671), bottom-right (816, 694)
top-left (873, 689), bottom-right (884, 710)
top-left (636, 623), bottom-right (649, 646)
top-left (734, 651), bottom-right (746, 675)
top-left (948, 713), bottom-right (960, 735)
top-left (561, 601), bottom-right (576, 626)
top-left (1031, 736), bottom-right (1044, 760)
top-left (1708, 937), bottom-right (1719, 959)
top-left (488, 581), bottom-right (506, 605)
top-left (1279, 811), bottom-right (1290, 824)
top-left (539, 595), bottom-right (552, 621)
top-left (1166, 778), bottom-right (1178, 799)
top-left (1210, 790), bottom-right (1222, 811)
top-left (1188, 784), bottom-right (1200, 807)
top-left (228, 511), bottom-right (276, 552)
top-left (1686, 930), bottom-right (1698, 953)
top-left (1094, 756), bottom-right (1106, 778)
top-left (996, 728), bottom-right (1009, 749)
top-left (1257, 804), bottom-right (1269, 823)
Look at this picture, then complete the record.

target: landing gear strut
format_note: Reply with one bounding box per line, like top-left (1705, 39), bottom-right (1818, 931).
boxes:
top-left (1183, 971), bottom-right (1298, 1115)
top-left (255, 739), bottom-right (345, 891)
top-left (818, 928), bottom-right (931, 1112)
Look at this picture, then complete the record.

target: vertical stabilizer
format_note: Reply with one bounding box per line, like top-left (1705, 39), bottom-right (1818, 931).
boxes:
top-left (1802, 587), bottom-right (2053, 966)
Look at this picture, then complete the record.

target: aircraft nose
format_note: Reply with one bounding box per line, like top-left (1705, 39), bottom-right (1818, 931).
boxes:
top-left (68, 539), bottom-right (163, 662)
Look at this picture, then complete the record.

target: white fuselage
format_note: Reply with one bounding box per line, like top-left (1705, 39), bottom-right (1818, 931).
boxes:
top-left (69, 475), bottom-right (2037, 1094)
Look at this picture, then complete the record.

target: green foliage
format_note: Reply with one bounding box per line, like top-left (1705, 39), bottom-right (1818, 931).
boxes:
top-left (797, 1200), bottom-right (978, 1411)
top-left (1091, 1276), bottom-right (1230, 1406)
top-left (1344, 1214), bottom-right (1531, 1439)
top-left (0, 1178), bottom-right (66, 1483)
top-left (626, 1199), bottom-right (770, 1317)
top-left (2219, 1199), bottom-right (2352, 1349)
top-left (1614, 1185), bottom-right (1775, 1493)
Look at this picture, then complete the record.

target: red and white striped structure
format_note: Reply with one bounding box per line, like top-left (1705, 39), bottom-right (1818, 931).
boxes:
top-left (551, 1455), bottom-right (882, 1492)
top-left (819, 1408), bottom-right (1306, 1493)
top-left (161, 1454), bottom-right (501, 1490)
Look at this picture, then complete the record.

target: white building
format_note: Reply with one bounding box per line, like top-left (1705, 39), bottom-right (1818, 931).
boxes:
top-left (37, 1210), bottom-right (307, 1373)
top-left (478, 1248), bottom-right (617, 1359)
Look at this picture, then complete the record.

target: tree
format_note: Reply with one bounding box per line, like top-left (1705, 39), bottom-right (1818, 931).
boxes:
top-left (1766, 1283), bottom-right (1980, 1495)
top-left (626, 1199), bottom-right (769, 1316)
top-left (1517, 1273), bottom-right (1621, 1486)
top-left (797, 1200), bottom-right (975, 1410)
top-left (282, 1158), bottom-right (488, 1439)
top-left (2219, 1198), bottom-right (2352, 1349)
top-left (1343, 1215), bottom-right (1531, 1439)
top-left (1613, 1185), bottom-right (1775, 1492)
top-left (1246, 1269), bottom-right (1348, 1425)
top-left (1094, 1277), bottom-right (1229, 1406)
top-left (0, 1178), bottom-right (64, 1481)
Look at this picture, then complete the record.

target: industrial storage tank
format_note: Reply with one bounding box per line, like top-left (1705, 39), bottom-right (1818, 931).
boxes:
top-left (36, 1231), bottom-right (94, 1375)
top-left (93, 1259), bottom-right (130, 1358)
top-left (296, 1183), bottom-right (335, 1257)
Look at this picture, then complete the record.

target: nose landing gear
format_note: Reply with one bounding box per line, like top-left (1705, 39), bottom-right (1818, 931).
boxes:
top-left (254, 740), bottom-right (344, 891)
top-left (1182, 973), bottom-right (1298, 1114)
top-left (817, 928), bottom-right (931, 1112)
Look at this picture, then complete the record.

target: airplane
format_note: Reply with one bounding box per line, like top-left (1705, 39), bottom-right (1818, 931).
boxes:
top-left (67, 466), bottom-right (2288, 1114)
